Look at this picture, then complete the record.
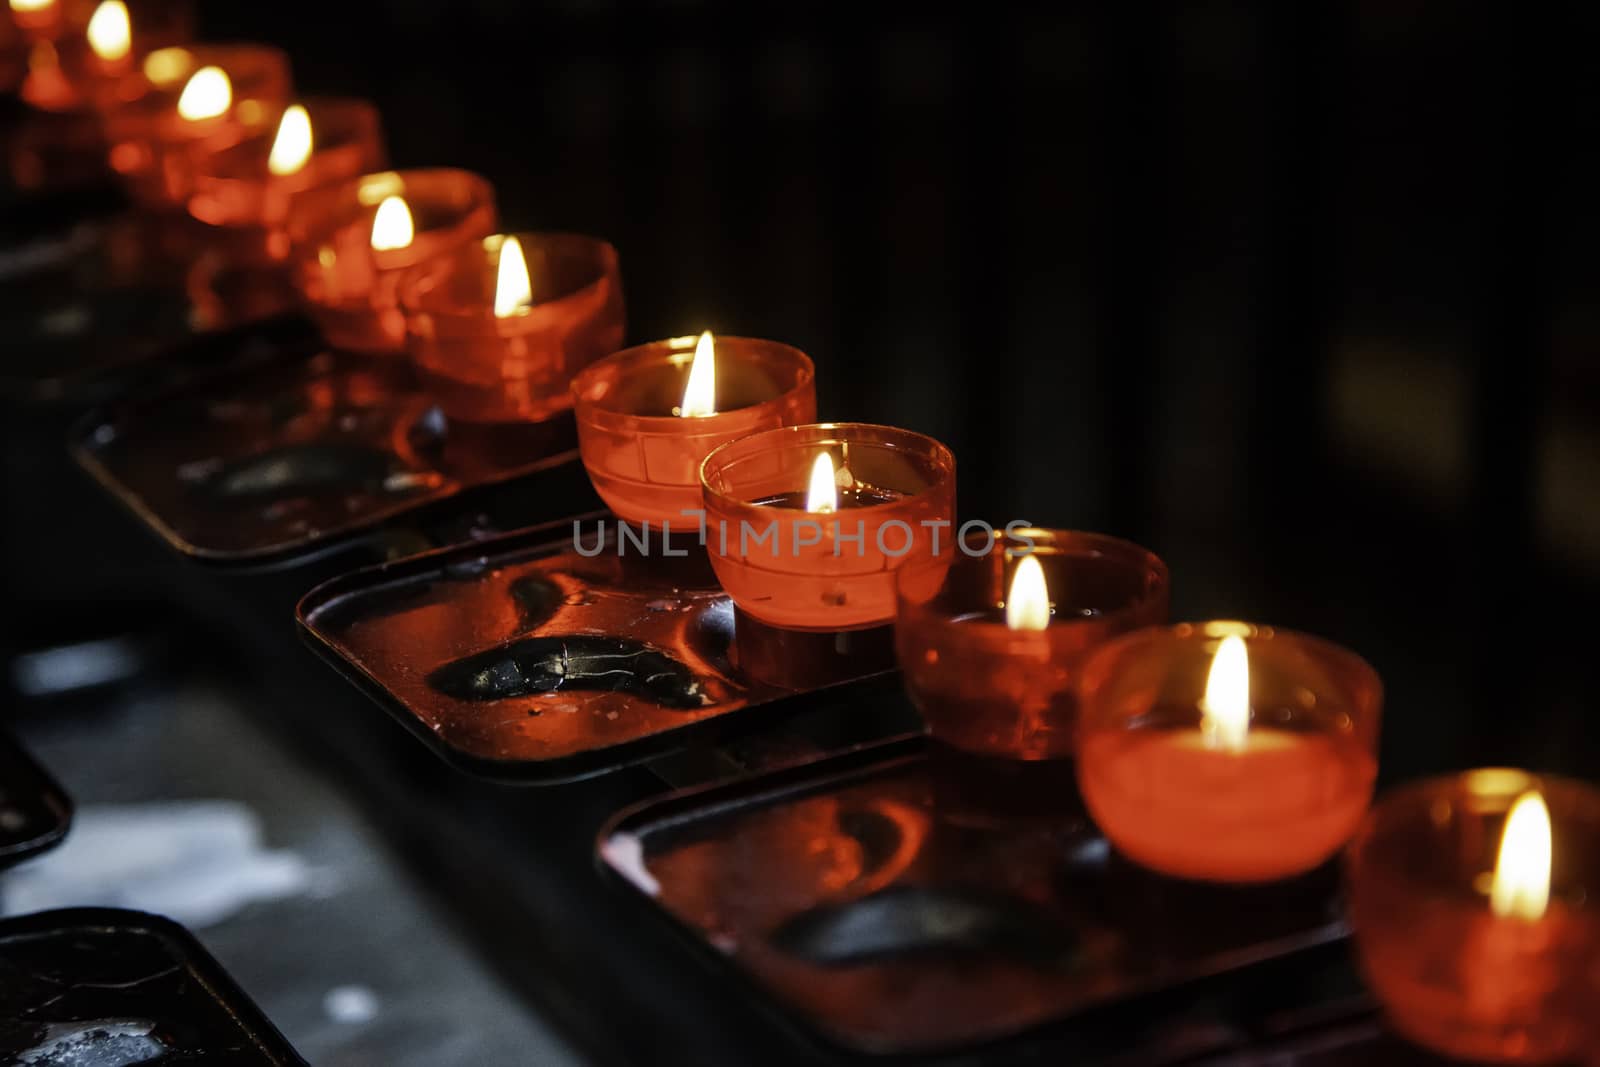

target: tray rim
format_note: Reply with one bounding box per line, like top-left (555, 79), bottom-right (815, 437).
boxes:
top-left (594, 733), bottom-right (1352, 1059)
top-left (0, 905), bottom-right (307, 1065)
top-left (68, 320), bottom-right (580, 567)
top-left (0, 729), bottom-right (73, 870)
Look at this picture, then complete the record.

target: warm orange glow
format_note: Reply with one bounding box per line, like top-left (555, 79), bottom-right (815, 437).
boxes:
top-left (1200, 634), bottom-right (1250, 753)
top-left (9, 0), bottom-right (53, 13)
top-left (674, 330), bottom-right (717, 417)
top-left (493, 236), bottom-right (532, 318)
top-left (369, 195), bottom-right (414, 251)
top-left (1490, 791), bottom-right (1553, 920)
top-left (142, 46), bottom-right (192, 86)
top-left (267, 104), bottom-right (313, 176)
top-left (177, 65), bottom-right (231, 121)
top-left (86, 1), bottom-right (131, 61)
top-left (1004, 554), bottom-right (1050, 631)
top-left (805, 452), bottom-right (838, 514)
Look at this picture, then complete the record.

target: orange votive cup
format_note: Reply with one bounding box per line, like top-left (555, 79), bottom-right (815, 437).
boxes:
top-left (400, 232), bottom-right (624, 424)
top-left (894, 527), bottom-right (1169, 761)
top-left (187, 97), bottom-right (384, 262)
top-left (572, 336), bottom-right (815, 527)
top-left (286, 168), bottom-right (497, 355)
top-left (1347, 770), bottom-right (1600, 1065)
top-left (700, 422), bottom-right (956, 632)
top-left (1076, 621), bottom-right (1381, 884)
top-left (102, 43), bottom-right (292, 207)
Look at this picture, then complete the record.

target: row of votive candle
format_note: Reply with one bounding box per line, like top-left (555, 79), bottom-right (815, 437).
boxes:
top-left (569, 337), bottom-right (1598, 1065)
top-left (2, 0), bottom-right (632, 419)
top-left (8, 5), bottom-right (1596, 1063)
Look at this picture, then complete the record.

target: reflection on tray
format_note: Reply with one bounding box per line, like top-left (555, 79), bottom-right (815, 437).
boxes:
top-left (300, 526), bottom-right (802, 781)
top-left (74, 326), bottom-right (581, 561)
top-left (602, 738), bottom-right (1348, 1056)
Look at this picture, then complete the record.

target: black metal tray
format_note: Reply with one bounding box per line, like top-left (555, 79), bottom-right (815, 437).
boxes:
top-left (0, 907), bottom-right (306, 1064)
top-left (297, 518), bottom-right (897, 785)
top-left (597, 734), bottom-right (1350, 1058)
top-left (0, 730), bottom-right (72, 869)
top-left (71, 317), bottom-right (587, 565)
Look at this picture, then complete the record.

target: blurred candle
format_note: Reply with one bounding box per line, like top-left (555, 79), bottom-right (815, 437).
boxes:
top-left (188, 97), bottom-right (385, 259)
top-left (287, 168), bottom-right (497, 354)
top-left (1348, 770), bottom-right (1600, 1064)
top-left (1077, 621), bottom-right (1381, 883)
top-left (401, 232), bottom-right (624, 423)
top-left (8, 0), bottom-right (63, 40)
top-left (102, 42), bottom-right (291, 206)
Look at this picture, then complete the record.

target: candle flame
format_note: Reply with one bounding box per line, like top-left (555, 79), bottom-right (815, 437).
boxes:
top-left (1004, 554), bottom-right (1051, 631)
top-left (143, 46), bottom-right (192, 86)
top-left (268, 104), bottom-right (313, 176)
top-left (677, 330), bottom-right (717, 417)
top-left (9, 0), bottom-right (53, 12)
top-left (1490, 791), bottom-right (1552, 921)
top-left (1200, 635), bottom-right (1250, 753)
top-left (177, 66), bottom-right (231, 121)
top-left (494, 236), bottom-right (533, 317)
top-left (87, 1), bottom-right (131, 61)
top-left (806, 452), bottom-right (839, 514)
top-left (369, 195), bottom-right (414, 252)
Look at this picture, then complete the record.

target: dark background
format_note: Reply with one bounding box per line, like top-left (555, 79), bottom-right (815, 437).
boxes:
top-left (194, 0), bottom-right (1600, 782)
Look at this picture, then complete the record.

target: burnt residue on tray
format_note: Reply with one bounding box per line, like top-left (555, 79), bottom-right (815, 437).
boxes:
top-left (427, 636), bottom-right (712, 710)
top-left (0, 909), bottom-right (304, 1064)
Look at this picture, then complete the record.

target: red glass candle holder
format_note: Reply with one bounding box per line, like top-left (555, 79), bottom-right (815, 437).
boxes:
top-left (701, 421), bottom-right (955, 632)
top-left (894, 527), bottom-right (1169, 762)
top-left (286, 168), bottom-right (497, 355)
top-left (101, 43), bottom-right (292, 207)
top-left (572, 336), bottom-right (815, 526)
top-left (1076, 621), bottom-right (1381, 884)
top-left (186, 97), bottom-right (384, 262)
top-left (19, 0), bottom-right (192, 112)
top-left (1347, 769), bottom-right (1600, 1064)
top-left (400, 232), bottom-right (624, 424)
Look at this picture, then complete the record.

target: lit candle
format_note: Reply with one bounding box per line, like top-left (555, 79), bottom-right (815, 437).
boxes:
top-left (894, 528), bottom-right (1169, 761)
top-left (286, 168), bottom-right (498, 354)
top-left (572, 333), bottom-right (816, 527)
top-left (1076, 621), bottom-right (1381, 883)
top-left (187, 98), bottom-right (385, 258)
top-left (1349, 770), bottom-right (1600, 1064)
top-left (100, 42), bottom-right (292, 206)
top-left (701, 422), bottom-right (954, 628)
top-left (399, 231), bottom-right (625, 423)
top-left (8, 0), bottom-right (64, 40)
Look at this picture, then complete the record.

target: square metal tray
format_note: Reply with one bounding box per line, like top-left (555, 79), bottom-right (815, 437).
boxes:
top-left (71, 317), bottom-right (586, 565)
top-left (297, 519), bottom-right (896, 785)
top-left (0, 907), bottom-right (305, 1064)
top-left (0, 730), bottom-right (71, 870)
top-left (598, 734), bottom-right (1350, 1058)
